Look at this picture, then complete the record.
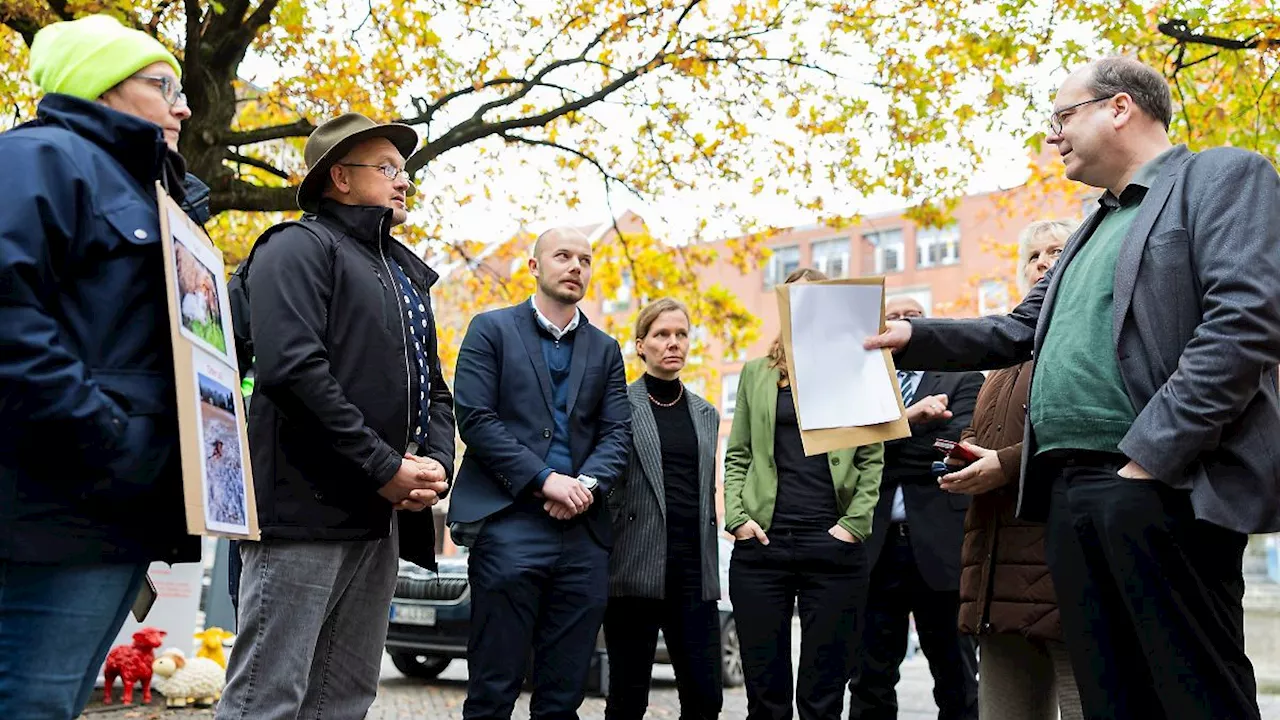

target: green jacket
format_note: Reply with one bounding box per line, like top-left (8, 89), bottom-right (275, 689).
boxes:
top-left (723, 358), bottom-right (885, 540)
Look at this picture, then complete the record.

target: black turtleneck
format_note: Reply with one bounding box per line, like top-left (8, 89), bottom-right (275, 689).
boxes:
top-left (644, 374), bottom-right (702, 587)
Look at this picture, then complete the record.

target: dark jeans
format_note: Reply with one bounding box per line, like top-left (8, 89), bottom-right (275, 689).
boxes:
top-left (0, 561), bottom-right (148, 718)
top-left (1047, 460), bottom-right (1260, 720)
top-left (463, 509), bottom-right (609, 720)
top-left (848, 524), bottom-right (978, 720)
top-left (604, 583), bottom-right (722, 720)
top-left (729, 526), bottom-right (869, 720)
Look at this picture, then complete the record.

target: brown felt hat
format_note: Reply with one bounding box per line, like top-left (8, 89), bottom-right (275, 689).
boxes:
top-left (296, 112), bottom-right (419, 213)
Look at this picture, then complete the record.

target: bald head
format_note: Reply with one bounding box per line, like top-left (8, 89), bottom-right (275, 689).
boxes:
top-left (533, 226), bottom-right (591, 262)
top-left (885, 297), bottom-right (925, 321)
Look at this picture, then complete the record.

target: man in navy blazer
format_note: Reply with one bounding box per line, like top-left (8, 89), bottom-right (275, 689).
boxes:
top-left (449, 227), bottom-right (631, 719)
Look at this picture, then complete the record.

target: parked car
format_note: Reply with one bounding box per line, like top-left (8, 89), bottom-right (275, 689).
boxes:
top-left (384, 537), bottom-right (744, 692)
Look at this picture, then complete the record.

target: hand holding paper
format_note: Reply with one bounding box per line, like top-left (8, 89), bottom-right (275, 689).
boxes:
top-left (864, 319), bottom-right (913, 353)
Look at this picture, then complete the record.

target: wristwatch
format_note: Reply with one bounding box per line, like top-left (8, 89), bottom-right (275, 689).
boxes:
top-left (576, 474), bottom-right (599, 493)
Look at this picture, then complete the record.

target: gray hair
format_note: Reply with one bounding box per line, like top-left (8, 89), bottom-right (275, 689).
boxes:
top-left (1086, 56), bottom-right (1173, 130)
top-left (1016, 220), bottom-right (1077, 293)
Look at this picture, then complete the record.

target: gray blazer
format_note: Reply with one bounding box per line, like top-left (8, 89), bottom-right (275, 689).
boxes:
top-left (899, 144), bottom-right (1280, 534)
top-left (608, 379), bottom-right (722, 602)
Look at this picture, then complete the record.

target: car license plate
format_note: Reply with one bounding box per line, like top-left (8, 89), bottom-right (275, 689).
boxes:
top-left (390, 603), bottom-right (436, 626)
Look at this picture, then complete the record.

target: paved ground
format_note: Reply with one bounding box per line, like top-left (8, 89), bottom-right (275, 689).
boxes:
top-left (81, 617), bottom-right (1280, 718)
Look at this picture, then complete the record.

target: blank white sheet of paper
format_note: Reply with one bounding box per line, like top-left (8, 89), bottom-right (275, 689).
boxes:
top-left (790, 284), bottom-right (901, 430)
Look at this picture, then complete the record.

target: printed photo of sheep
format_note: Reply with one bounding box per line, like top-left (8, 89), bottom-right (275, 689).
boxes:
top-left (174, 238), bottom-right (227, 356)
top-left (197, 372), bottom-right (248, 533)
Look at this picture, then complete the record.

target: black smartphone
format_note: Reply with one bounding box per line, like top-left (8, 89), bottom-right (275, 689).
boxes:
top-left (131, 572), bottom-right (158, 622)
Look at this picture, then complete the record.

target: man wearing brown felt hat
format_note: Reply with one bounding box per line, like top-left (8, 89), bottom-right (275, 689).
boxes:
top-left (219, 113), bottom-right (456, 719)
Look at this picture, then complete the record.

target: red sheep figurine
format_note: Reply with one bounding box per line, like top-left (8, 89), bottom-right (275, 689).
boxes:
top-left (103, 627), bottom-right (166, 705)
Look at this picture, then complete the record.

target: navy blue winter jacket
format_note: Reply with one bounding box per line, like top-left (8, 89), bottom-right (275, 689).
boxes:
top-left (0, 94), bottom-right (203, 565)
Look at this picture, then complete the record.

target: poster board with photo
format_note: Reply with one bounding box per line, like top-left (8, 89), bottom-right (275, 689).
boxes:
top-left (776, 277), bottom-right (911, 455)
top-left (157, 184), bottom-right (259, 539)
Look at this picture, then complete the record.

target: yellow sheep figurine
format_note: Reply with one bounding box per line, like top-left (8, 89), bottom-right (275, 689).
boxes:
top-left (194, 627), bottom-right (234, 668)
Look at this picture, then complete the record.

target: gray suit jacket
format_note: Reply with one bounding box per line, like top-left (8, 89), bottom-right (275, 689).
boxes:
top-left (899, 144), bottom-right (1280, 534)
top-left (608, 379), bottom-right (722, 602)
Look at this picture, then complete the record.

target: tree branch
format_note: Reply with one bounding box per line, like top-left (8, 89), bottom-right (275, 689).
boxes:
top-left (3, 18), bottom-right (39, 45)
top-left (46, 0), bottom-right (73, 21)
top-left (222, 118), bottom-right (316, 145)
top-left (210, 179), bottom-right (298, 214)
top-left (147, 0), bottom-right (178, 33)
top-left (409, 49), bottom-right (664, 172)
top-left (225, 150), bottom-right (290, 180)
top-left (1158, 19), bottom-right (1279, 50)
top-left (497, 131), bottom-right (645, 200)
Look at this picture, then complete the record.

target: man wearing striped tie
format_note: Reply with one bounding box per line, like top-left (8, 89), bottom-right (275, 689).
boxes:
top-left (848, 297), bottom-right (985, 720)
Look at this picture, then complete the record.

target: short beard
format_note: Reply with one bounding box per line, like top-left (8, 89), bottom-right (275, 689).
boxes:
top-left (539, 278), bottom-right (584, 304)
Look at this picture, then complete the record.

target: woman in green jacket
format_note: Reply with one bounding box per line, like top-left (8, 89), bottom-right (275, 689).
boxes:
top-left (724, 267), bottom-right (884, 720)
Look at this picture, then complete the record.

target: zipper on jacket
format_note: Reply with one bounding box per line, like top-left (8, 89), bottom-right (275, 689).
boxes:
top-left (377, 218), bottom-right (413, 452)
top-left (978, 516), bottom-right (1000, 634)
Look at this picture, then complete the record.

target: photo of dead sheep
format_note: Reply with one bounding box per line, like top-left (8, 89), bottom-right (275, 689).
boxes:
top-left (198, 372), bottom-right (247, 530)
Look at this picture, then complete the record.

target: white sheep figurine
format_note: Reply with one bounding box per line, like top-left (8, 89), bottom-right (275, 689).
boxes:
top-left (151, 648), bottom-right (225, 708)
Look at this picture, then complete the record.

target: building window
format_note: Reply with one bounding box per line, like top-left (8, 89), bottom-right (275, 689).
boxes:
top-left (764, 245), bottom-right (801, 289)
top-left (686, 326), bottom-right (710, 363)
top-left (602, 269), bottom-right (632, 315)
top-left (866, 229), bottom-right (904, 274)
top-left (886, 288), bottom-right (932, 316)
top-left (916, 226), bottom-right (960, 268)
top-left (978, 280), bottom-right (1010, 315)
top-left (721, 372), bottom-right (740, 417)
top-left (811, 237), bottom-right (850, 278)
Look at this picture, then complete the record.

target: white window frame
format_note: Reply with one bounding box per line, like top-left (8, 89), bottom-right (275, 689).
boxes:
top-left (721, 372), bottom-right (740, 418)
top-left (811, 237), bottom-right (850, 278)
top-left (867, 229), bottom-right (905, 274)
top-left (602, 268), bottom-right (633, 315)
top-left (978, 280), bottom-right (1011, 316)
top-left (916, 225), bottom-right (961, 268)
top-left (764, 245), bottom-right (801, 289)
top-left (886, 288), bottom-right (933, 316)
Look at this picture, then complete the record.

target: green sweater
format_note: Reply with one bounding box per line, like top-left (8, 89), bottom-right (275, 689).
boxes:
top-left (723, 358), bottom-right (884, 540)
top-left (1030, 150), bottom-right (1173, 454)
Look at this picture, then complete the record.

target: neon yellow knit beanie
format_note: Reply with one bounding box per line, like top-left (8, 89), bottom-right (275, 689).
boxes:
top-left (30, 14), bottom-right (181, 101)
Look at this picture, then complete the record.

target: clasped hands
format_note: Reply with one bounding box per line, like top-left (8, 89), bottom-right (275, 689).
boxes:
top-left (378, 453), bottom-right (449, 511)
top-left (536, 472), bottom-right (594, 521)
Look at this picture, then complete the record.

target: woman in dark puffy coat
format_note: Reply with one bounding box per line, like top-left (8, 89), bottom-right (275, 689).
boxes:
top-left (936, 220), bottom-right (1083, 720)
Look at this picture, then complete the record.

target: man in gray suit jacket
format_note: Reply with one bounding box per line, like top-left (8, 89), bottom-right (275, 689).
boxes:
top-left (867, 56), bottom-right (1280, 720)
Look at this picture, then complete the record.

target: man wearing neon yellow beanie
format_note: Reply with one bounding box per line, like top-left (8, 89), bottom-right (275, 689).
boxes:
top-left (0, 14), bottom-right (207, 719)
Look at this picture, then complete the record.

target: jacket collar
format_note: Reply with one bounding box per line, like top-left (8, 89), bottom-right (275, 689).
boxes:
top-left (315, 199), bottom-right (393, 247)
top-left (33, 93), bottom-right (169, 191)
top-left (313, 199), bottom-right (441, 290)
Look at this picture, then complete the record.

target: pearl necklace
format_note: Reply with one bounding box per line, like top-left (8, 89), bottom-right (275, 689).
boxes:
top-left (648, 382), bottom-right (684, 408)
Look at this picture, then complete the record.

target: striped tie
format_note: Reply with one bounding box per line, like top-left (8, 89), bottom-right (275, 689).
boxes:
top-left (898, 370), bottom-right (918, 405)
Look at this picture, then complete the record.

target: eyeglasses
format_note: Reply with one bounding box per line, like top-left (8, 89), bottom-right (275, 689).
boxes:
top-left (1047, 96), bottom-right (1113, 135)
top-left (338, 163), bottom-right (411, 183)
top-left (131, 74), bottom-right (186, 107)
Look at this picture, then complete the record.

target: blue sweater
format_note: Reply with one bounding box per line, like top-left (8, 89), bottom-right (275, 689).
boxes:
top-left (535, 329), bottom-right (576, 486)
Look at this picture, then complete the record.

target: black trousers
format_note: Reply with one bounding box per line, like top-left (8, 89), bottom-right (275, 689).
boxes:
top-left (729, 526), bottom-right (869, 720)
top-left (463, 509), bottom-right (609, 720)
top-left (603, 577), bottom-right (722, 720)
top-left (1046, 460), bottom-right (1260, 720)
top-left (847, 524), bottom-right (978, 720)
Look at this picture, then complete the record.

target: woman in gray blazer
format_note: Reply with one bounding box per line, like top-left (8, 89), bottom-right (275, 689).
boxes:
top-left (606, 298), bottom-right (723, 720)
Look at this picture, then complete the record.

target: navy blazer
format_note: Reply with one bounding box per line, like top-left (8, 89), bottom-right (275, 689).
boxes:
top-left (448, 301), bottom-right (632, 546)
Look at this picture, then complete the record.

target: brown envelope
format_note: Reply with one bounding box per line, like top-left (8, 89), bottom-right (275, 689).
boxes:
top-left (776, 277), bottom-right (911, 455)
